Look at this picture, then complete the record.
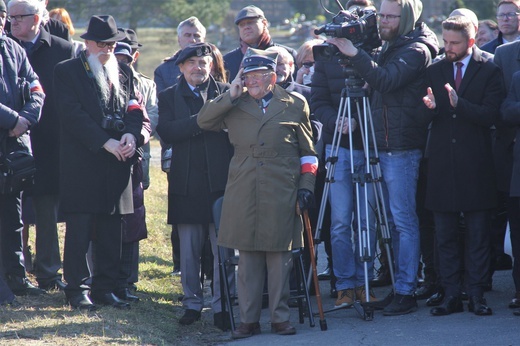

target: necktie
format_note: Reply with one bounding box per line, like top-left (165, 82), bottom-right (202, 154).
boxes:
top-left (455, 62), bottom-right (463, 92)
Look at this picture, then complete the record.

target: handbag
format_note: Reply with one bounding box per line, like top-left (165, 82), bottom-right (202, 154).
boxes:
top-left (0, 137), bottom-right (36, 195)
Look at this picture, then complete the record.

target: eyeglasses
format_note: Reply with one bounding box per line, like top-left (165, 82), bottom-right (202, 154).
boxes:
top-left (377, 14), bottom-right (401, 21)
top-left (496, 12), bottom-right (520, 20)
top-left (96, 41), bottom-right (116, 49)
top-left (302, 62), bottom-right (314, 67)
top-left (7, 14), bottom-right (35, 22)
top-left (241, 72), bottom-right (271, 82)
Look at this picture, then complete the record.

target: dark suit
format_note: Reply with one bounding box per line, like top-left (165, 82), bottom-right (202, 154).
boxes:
top-left (54, 55), bottom-right (144, 295)
top-left (499, 70), bottom-right (520, 291)
top-left (423, 47), bottom-right (503, 298)
top-left (10, 27), bottom-right (74, 286)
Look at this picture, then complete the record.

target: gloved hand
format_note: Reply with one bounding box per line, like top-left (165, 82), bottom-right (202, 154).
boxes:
top-left (297, 188), bottom-right (315, 212)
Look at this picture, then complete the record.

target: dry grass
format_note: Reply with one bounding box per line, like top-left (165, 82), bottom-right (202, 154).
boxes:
top-left (0, 139), bottom-right (230, 346)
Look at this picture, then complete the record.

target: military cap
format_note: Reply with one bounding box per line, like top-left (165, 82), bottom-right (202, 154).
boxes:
top-left (175, 42), bottom-right (212, 65)
top-left (242, 47), bottom-right (278, 73)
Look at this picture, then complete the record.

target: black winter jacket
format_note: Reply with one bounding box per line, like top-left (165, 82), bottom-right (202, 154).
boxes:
top-left (349, 22), bottom-right (439, 151)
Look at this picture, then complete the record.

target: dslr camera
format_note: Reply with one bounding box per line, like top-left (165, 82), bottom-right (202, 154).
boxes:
top-left (313, 8), bottom-right (381, 61)
top-left (101, 113), bottom-right (126, 132)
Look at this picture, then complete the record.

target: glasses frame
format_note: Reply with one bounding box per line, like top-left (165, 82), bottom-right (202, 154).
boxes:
top-left (496, 12), bottom-right (520, 20)
top-left (302, 61), bottom-right (315, 68)
top-left (377, 14), bottom-right (401, 21)
top-left (7, 14), bottom-right (35, 22)
top-left (95, 41), bottom-right (116, 49)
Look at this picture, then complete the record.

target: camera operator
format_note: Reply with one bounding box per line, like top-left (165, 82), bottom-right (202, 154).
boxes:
top-left (310, 1), bottom-right (378, 311)
top-left (324, 0), bottom-right (439, 315)
top-left (54, 15), bottom-right (144, 311)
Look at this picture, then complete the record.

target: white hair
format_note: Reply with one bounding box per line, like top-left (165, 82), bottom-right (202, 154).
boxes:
top-left (86, 52), bottom-right (122, 107)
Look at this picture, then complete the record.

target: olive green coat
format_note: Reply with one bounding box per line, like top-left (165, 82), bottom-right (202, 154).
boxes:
top-left (197, 85), bottom-right (316, 252)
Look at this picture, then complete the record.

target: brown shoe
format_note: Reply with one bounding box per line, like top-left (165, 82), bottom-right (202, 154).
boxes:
top-left (334, 288), bottom-right (355, 308)
top-left (231, 322), bottom-right (261, 339)
top-left (271, 321), bottom-right (296, 335)
top-left (355, 285), bottom-right (378, 303)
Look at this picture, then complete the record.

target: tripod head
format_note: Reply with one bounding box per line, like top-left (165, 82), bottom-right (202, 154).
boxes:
top-left (338, 58), bottom-right (366, 96)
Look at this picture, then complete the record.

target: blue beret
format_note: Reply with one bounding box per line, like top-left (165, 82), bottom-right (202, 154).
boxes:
top-left (175, 42), bottom-right (212, 65)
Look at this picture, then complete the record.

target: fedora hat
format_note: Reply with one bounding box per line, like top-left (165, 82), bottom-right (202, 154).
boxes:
top-left (119, 27), bottom-right (142, 49)
top-left (80, 15), bottom-right (126, 42)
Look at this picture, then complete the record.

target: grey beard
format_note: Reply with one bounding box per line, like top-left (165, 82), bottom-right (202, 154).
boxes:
top-left (87, 52), bottom-right (122, 107)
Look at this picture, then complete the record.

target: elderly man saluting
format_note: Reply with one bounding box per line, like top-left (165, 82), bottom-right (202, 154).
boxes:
top-left (198, 48), bottom-right (318, 339)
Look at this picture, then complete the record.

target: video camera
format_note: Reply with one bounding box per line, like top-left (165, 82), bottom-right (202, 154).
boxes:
top-left (313, 8), bottom-right (381, 62)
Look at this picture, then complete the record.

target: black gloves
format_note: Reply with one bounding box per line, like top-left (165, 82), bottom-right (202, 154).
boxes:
top-left (297, 188), bottom-right (315, 212)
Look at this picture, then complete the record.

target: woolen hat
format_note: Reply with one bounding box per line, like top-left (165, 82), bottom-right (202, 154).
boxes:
top-left (242, 47), bottom-right (277, 73)
top-left (234, 5), bottom-right (265, 25)
top-left (119, 27), bottom-right (142, 49)
top-left (175, 42), bottom-right (212, 65)
top-left (80, 15), bottom-right (126, 42)
top-left (114, 42), bottom-right (134, 63)
top-left (0, 1), bottom-right (6, 13)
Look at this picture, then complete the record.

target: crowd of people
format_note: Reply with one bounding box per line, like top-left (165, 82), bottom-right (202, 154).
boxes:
top-left (0, 0), bottom-right (520, 341)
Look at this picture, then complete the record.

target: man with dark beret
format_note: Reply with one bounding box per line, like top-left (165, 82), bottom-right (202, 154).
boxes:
top-left (156, 42), bottom-right (233, 330)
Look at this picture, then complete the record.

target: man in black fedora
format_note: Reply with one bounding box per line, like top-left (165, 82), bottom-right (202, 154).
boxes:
top-left (54, 14), bottom-right (145, 310)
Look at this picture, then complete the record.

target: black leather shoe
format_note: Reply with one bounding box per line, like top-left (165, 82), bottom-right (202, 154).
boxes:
top-left (114, 288), bottom-right (139, 302)
top-left (318, 266), bottom-right (331, 281)
top-left (426, 289), bottom-right (445, 307)
top-left (514, 309), bottom-right (520, 316)
top-left (179, 309), bottom-right (201, 325)
top-left (370, 270), bottom-right (392, 287)
top-left (67, 293), bottom-right (96, 311)
top-left (6, 276), bottom-right (46, 296)
top-left (38, 278), bottom-right (66, 291)
top-left (214, 311), bottom-right (231, 331)
top-left (430, 296), bottom-right (463, 316)
top-left (91, 292), bottom-right (130, 309)
top-left (495, 253), bottom-right (513, 271)
top-left (415, 283), bottom-right (438, 300)
top-left (509, 297), bottom-right (520, 309)
top-left (468, 296), bottom-right (492, 316)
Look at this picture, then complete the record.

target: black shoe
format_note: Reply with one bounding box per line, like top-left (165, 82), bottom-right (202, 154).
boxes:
top-left (6, 276), bottom-right (46, 296)
top-left (495, 253), bottom-right (513, 271)
top-left (90, 292), bottom-right (130, 309)
top-left (371, 291), bottom-right (394, 310)
top-left (461, 291), bottom-right (469, 301)
top-left (514, 309), bottom-right (520, 316)
top-left (114, 288), bottom-right (139, 302)
top-left (383, 293), bottom-right (417, 316)
top-left (330, 287), bottom-right (338, 299)
top-left (179, 309), bottom-right (201, 325)
top-left (0, 297), bottom-right (20, 307)
top-left (371, 267), bottom-right (392, 287)
top-left (430, 296), bottom-right (463, 316)
top-left (214, 311), bottom-right (231, 331)
top-left (509, 296), bottom-right (520, 309)
top-left (38, 278), bottom-right (66, 291)
top-left (468, 296), bottom-right (492, 316)
top-left (426, 289), bottom-right (445, 307)
top-left (67, 293), bottom-right (96, 311)
top-left (415, 283), bottom-right (438, 300)
top-left (318, 266), bottom-right (331, 281)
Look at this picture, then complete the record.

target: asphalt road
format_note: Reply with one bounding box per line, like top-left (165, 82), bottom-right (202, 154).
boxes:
top-left (219, 244), bottom-right (518, 346)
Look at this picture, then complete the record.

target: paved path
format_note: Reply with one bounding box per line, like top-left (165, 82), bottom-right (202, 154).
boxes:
top-left (219, 244), bottom-right (518, 346)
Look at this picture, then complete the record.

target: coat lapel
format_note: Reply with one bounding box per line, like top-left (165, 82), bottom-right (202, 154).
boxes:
top-left (260, 86), bottom-right (289, 126)
top-left (457, 50), bottom-right (480, 96)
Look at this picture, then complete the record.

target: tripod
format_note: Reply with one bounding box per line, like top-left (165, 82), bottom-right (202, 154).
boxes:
top-left (308, 65), bottom-right (395, 321)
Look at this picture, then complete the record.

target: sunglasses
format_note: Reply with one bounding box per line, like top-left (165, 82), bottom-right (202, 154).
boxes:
top-left (302, 62), bottom-right (314, 68)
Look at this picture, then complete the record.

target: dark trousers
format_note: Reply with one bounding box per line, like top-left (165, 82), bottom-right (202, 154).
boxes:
top-left (33, 194), bottom-right (61, 283)
top-left (509, 197), bottom-right (520, 292)
top-left (434, 210), bottom-right (491, 298)
top-left (119, 241), bottom-right (139, 287)
top-left (0, 192), bottom-right (25, 278)
top-left (63, 213), bottom-right (122, 295)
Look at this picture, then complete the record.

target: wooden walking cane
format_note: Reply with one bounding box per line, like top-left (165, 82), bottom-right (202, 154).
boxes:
top-left (303, 210), bottom-right (328, 331)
